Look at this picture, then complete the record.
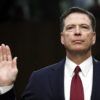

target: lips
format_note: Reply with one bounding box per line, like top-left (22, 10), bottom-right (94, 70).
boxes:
top-left (73, 40), bottom-right (84, 44)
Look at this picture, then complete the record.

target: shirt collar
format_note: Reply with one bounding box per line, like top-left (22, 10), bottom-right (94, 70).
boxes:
top-left (65, 56), bottom-right (93, 77)
top-left (79, 56), bottom-right (93, 76)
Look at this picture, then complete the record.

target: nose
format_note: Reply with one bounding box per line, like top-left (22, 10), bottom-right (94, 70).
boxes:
top-left (74, 26), bottom-right (81, 36)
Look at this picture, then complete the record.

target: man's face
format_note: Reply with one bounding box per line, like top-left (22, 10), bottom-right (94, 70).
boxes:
top-left (61, 13), bottom-right (96, 54)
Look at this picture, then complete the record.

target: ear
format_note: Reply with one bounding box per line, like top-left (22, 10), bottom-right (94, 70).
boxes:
top-left (92, 32), bottom-right (96, 45)
top-left (60, 32), bottom-right (65, 45)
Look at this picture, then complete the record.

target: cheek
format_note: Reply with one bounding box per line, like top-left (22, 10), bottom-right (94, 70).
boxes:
top-left (61, 34), bottom-right (70, 46)
top-left (63, 35), bottom-right (71, 43)
top-left (86, 34), bottom-right (94, 44)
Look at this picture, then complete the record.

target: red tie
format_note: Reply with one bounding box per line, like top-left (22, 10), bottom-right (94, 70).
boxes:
top-left (70, 66), bottom-right (84, 100)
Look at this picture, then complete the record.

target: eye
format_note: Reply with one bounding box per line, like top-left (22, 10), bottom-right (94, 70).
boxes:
top-left (68, 26), bottom-right (73, 29)
top-left (81, 25), bottom-right (89, 29)
top-left (66, 26), bottom-right (74, 30)
top-left (82, 26), bottom-right (87, 29)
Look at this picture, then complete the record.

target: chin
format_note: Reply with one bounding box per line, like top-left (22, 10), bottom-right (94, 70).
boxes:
top-left (72, 47), bottom-right (85, 51)
top-left (74, 48), bottom-right (84, 51)
top-left (70, 47), bottom-right (90, 54)
top-left (70, 47), bottom-right (87, 52)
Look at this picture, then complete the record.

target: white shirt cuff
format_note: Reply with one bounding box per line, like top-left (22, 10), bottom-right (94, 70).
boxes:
top-left (0, 84), bottom-right (14, 94)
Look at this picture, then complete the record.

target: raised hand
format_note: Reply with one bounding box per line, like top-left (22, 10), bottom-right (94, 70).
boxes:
top-left (0, 44), bottom-right (18, 86)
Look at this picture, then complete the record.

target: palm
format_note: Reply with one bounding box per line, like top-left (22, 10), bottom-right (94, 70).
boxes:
top-left (0, 44), bottom-right (18, 86)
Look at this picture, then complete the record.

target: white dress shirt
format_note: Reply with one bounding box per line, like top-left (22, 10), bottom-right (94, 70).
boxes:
top-left (0, 85), bottom-right (13, 94)
top-left (64, 56), bottom-right (93, 100)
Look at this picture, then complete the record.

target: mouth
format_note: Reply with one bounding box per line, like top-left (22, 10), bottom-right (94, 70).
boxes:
top-left (73, 40), bottom-right (84, 44)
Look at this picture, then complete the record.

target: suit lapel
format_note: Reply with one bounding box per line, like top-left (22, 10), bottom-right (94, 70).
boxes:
top-left (48, 58), bottom-right (65, 100)
top-left (91, 59), bottom-right (100, 100)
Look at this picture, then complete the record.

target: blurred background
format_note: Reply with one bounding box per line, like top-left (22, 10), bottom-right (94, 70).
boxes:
top-left (0, 0), bottom-right (100, 99)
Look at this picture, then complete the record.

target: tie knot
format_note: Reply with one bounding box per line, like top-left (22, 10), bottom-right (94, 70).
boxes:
top-left (75, 66), bottom-right (81, 74)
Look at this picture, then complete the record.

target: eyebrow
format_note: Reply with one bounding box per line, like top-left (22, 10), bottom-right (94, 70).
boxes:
top-left (65, 23), bottom-right (90, 27)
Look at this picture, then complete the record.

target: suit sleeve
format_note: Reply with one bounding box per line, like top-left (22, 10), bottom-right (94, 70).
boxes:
top-left (21, 72), bottom-right (38, 100)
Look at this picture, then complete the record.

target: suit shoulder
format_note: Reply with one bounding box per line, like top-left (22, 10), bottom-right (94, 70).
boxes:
top-left (31, 58), bottom-right (65, 77)
top-left (36, 58), bottom-right (65, 71)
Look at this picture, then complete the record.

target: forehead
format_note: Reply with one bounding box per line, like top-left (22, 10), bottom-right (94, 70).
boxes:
top-left (64, 13), bottom-right (91, 26)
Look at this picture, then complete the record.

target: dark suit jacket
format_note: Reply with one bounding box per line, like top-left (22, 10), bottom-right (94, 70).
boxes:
top-left (1, 58), bottom-right (100, 100)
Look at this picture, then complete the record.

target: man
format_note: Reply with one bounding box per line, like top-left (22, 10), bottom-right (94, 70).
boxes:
top-left (0, 7), bottom-right (100, 100)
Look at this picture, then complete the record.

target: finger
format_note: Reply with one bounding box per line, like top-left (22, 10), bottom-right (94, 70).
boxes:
top-left (6, 45), bottom-right (12, 61)
top-left (12, 57), bottom-right (17, 68)
top-left (0, 46), bottom-right (2, 62)
top-left (1, 44), bottom-right (7, 61)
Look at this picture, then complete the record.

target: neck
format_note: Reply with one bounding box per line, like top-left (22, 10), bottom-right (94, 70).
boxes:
top-left (66, 50), bottom-right (92, 65)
